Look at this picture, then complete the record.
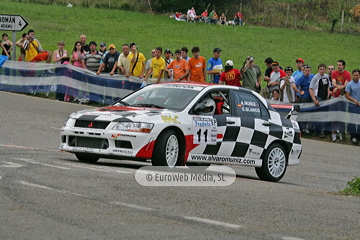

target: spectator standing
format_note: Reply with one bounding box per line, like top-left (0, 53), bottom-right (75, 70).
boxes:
top-left (80, 35), bottom-right (89, 53)
top-left (71, 41), bottom-right (85, 68)
top-left (240, 56), bottom-right (262, 91)
top-left (309, 63), bottom-right (330, 138)
top-left (99, 42), bottom-right (108, 62)
top-left (129, 42), bottom-right (146, 79)
top-left (188, 46), bottom-right (206, 83)
top-left (143, 47), bottom-right (166, 83)
top-left (292, 58), bottom-right (304, 102)
top-left (82, 41), bottom-right (103, 72)
top-left (145, 49), bottom-right (156, 74)
top-left (327, 64), bottom-right (335, 93)
top-left (234, 12), bottom-right (243, 25)
top-left (163, 49), bottom-right (174, 78)
top-left (117, 44), bottom-right (131, 77)
top-left (268, 61), bottom-right (286, 96)
top-left (280, 66), bottom-right (296, 103)
top-left (263, 57), bottom-right (274, 85)
top-left (292, 64), bottom-right (312, 103)
top-left (16, 32), bottom-right (27, 61)
top-left (292, 64), bottom-right (313, 134)
top-left (345, 69), bottom-right (360, 144)
top-left (23, 29), bottom-right (52, 63)
top-left (96, 44), bottom-right (120, 75)
top-left (180, 47), bottom-right (190, 62)
top-left (165, 49), bottom-right (189, 81)
top-left (53, 41), bottom-right (69, 64)
top-left (330, 60), bottom-right (351, 141)
top-left (206, 48), bottom-right (223, 84)
top-left (218, 60), bottom-right (242, 86)
top-left (1, 33), bottom-right (13, 60)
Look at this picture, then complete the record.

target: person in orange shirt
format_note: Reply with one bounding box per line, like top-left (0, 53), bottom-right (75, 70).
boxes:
top-left (187, 46), bottom-right (206, 83)
top-left (165, 49), bottom-right (189, 81)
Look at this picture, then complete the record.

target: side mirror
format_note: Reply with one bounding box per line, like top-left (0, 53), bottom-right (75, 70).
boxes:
top-left (193, 103), bottom-right (206, 114)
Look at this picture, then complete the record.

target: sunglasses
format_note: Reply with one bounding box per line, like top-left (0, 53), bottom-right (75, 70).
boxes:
top-left (328, 68), bottom-right (334, 70)
top-left (151, 51), bottom-right (155, 53)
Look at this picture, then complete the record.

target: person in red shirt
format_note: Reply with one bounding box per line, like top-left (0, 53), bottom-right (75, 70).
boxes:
top-left (234, 12), bottom-right (243, 25)
top-left (219, 60), bottom-right (242, 86)
top-left (330, 59), bottom-right (351, 142)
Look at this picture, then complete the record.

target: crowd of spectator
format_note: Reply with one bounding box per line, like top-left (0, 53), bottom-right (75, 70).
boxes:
top-left (3, 29), bottom-right (360, 145)
top-left (171, 7), bottom-right (243, 26)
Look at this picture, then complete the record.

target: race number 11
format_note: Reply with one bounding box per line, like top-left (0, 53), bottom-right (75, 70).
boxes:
top-left (193, 117), bottom-right (217, 145)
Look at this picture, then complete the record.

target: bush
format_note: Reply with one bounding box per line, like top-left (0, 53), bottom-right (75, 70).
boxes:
top-left (340, 176), bottom-right (360, 196)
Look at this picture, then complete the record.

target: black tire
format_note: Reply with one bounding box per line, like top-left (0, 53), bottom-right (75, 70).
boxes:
top-left (255, 143), bottom-right (287, 182)
top-left (75, 154), bottom-right (99, 163)
top-left (152, 130), bottom-right (183, 167)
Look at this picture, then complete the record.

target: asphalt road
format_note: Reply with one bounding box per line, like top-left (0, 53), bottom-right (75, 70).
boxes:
top-left (0, 91), bottom-right (359, 239)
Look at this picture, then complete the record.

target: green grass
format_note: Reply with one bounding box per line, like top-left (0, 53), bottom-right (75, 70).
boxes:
top-left (340, 176), bottom-right (360, 196)
top-left (1, 1), bottom-right (360, 88)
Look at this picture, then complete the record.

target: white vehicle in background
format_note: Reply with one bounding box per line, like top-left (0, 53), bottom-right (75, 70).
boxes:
top-left (60, 82), bottom-right (302, 182)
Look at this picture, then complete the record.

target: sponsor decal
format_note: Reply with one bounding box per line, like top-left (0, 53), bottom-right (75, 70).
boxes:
top-left (193, 117), bottom-right (217, 145)
top-left (88, 122), bottom-right (94, 128)
top-left (161, 115), bottom-right (181, 124)
top-left (113, 149), bottom-right (133, 154)
top-left (189, 154), bottom-right (261, 166)
top-left (284, 131), bottom-right (293, 139)
top-left (248, 148), bottom-right (260, 156)
top-left (111, 133), bottom-right (136, 139)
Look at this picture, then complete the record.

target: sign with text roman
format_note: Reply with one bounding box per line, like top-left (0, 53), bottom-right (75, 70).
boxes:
top-left (0, 14), bottom-right (28, 31)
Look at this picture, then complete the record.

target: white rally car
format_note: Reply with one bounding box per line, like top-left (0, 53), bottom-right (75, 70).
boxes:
top-left (60, 83), bottom-right (302, 182)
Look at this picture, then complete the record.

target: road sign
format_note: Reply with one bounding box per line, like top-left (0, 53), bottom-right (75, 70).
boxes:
top-left (0, 14), bottom-right (28, 32)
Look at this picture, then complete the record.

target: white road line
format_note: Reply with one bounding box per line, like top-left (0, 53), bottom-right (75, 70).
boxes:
top-left (182, 216), bottom-right (242, 229)
top-left (55, 162), bottom-right (133, 174)
top-left (0, 162), bottom-right (24, 168)
top-left (18, 181), bottom-right (85, 197)
top-left (0, 176), bottom-right (2, 180)
top-left (111, 201), bottom-right (154, 211)
top-left (281, 237), bottom-right (305, 240)
top-left (12, 158), bottom-right (72, 170)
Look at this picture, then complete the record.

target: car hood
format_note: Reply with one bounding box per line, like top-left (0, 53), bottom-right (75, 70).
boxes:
top-left (72, 106), bottom-right (178, 122)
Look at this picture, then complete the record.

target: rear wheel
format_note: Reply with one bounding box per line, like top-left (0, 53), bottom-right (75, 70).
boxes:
top-left (152, 130), bottom-right (183, 168)
top-left (75, 154), bottom-right (99, 163)
top-left (255, 143), bottom-right (287, 182)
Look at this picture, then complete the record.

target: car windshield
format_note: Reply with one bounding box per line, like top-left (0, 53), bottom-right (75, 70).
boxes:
top-left (113, 84), bottom-right (203, 110)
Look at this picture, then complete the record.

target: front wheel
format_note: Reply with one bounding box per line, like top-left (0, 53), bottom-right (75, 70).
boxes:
top-left (255, 143), bottom-right (287, 182)
top-left (152, 130), bottom-right (183, 167)
top-left (75, 154), bottom-right (99, 163)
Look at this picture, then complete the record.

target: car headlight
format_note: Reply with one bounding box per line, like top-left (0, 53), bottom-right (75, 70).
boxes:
top-left (112, 122), bottom-right (154, 133)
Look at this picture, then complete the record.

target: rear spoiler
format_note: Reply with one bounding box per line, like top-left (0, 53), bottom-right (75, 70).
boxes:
top-left (286, 105), bottom-right (300, 121)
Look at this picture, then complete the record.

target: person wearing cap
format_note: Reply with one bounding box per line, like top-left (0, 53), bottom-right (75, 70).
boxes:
top-left (206, 48), bottom-right (223, 84)
top-left (96, 44), bottom-right (120, 75)
top-left (163, 49), bottom-right (174, 78)
top-left (268, 61), bottom-right (286, 96)
top-left (99, 42), bottom-right (108, 59)
top-left (218, 60), bottom-right (242, 86)
top-left (292, 58), bottom-right (304, 102)
top-left (240, 56), bottom-right (262, 91)
top-left (128, 42), bottom-right (146, 79)
top-left (144, 47), bottom-right (166, 83)
top-left (280, 66), bottom-right (296, 103)
top-left (165, 49), bottom-right (189, 82)
top-left (187, 46), bottom-right (206, 83)
top-left (23, 29), bottom-right (52, 63)
top-left (180, 47), bottom-right (190, 62)
top-left (82, 41), bottom-right (103, 72)
top-left (79, 34), bottom-right (89, 53)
